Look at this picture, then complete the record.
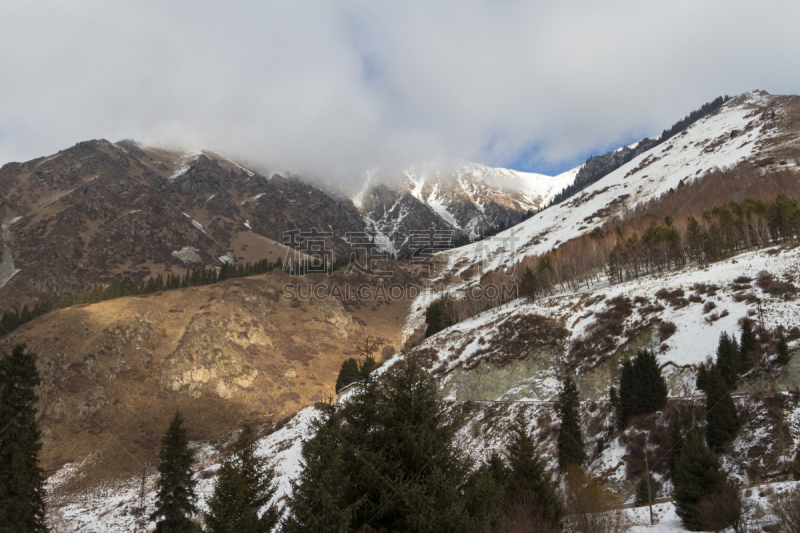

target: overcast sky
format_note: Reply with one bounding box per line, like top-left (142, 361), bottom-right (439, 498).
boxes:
top-left (1, 0), bottom-right (799, 188)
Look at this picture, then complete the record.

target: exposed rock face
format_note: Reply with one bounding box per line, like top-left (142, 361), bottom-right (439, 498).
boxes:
top-left (442, 346), bottom-right (561, 401)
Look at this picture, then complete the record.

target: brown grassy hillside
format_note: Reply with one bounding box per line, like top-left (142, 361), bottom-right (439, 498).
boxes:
top-left (0, 268), bottom-right (412, 486)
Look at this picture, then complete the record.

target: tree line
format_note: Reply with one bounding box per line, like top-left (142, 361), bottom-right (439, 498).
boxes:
top-left (0, 257), bottom-right (283, 340)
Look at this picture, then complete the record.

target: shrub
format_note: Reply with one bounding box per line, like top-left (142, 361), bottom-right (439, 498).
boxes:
top-left (769, 489), bottom-right (800, 533)
top-left (659, 321), bottom-right (677, 341)
top-left (703, 301), bottom-right (717, 313)
top-left (694, 483), bottom-right (745, 533)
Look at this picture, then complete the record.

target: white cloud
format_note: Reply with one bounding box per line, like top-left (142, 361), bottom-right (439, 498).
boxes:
top-left (1, 0), bottom-right (799, 189)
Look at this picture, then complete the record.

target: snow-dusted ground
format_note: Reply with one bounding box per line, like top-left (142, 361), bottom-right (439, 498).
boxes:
top-left (403, 244), bottom-right (800, 399)
top-left (46, 407), bottom-right (320, 533)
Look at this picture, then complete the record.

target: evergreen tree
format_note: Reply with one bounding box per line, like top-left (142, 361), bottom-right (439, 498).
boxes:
top-left (19, 305), bottom-right (31, 325)
top-left (287, 358), bottom-right (482, 532)
top-left (334, 358), bottom-right (359, 393)
top-left (704, 368), bottom-right (738, 450)
top-left (75, 288), bottom-right (89, 304)
top-left (739, 318), bottom-right (758, 370)
top-left (777, 331), bottom-right (791, 365)
top-left (633, 349), bottom-right (668, 414)
top-left (0, 344), bottom-right (48, 533)
top-left (284, 401), bottom-right (362, 533)
top-left (505, 416), bottom-right (562, 528)
top-left (613, 350), bottom-right (667, 429)
top-left (88, 284), bottom-right (104, 304)
top-left (150, 412), bottom-right (198, 532)
top-left (557, 375), bottom-right (585, 469)
top-left (715, 332), bottom-right (742, 388)
top-left (669, 418), bottom-right (684, 480)
top-left (673, 427), bottom-right (727, 530)
top-left (634, 475), bottom-right (652, 507)
top-left (696, 364), bottom-right (710, 394)
top-left (205, 422), bottom-right (279, 533)
top-left (617, 359), bottom-right (635, 428)
top-left (519, 266), bottom-right (537, 299)
top-left (59, 289), bottom-right (74, 308)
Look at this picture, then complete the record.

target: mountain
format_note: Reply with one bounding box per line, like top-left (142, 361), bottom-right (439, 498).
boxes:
top-left (353, 161), bottom-right (579, 254)
top-left (441, 90), bottom-right (800, 278)
top-left (0, 140), bottom-right (366, 309)
top-left (4, 89), bottom-right (799, 531)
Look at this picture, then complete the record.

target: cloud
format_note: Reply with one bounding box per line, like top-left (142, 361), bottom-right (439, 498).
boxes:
top-left (1, 0), bottom-right (799, 189)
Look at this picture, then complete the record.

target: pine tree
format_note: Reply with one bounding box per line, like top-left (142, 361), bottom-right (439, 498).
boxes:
top-left (777, 332), bottom-right (791, 365)
top-left (205, 422), bottom-right (279, 533)
top-left (0, 344), bottom-right (48, 533)
top-left (557, 375), bottom-right (585, 469)
top-left (335, 358), bottom-right (359, 392)
top-left (739, 318), bottom-right (758, 370)
top-left (150, 412), bottom-right (198, 532)
top-left (505, 416), bottom-right (562, 528)
top-left (704, 368), bottom-right (738, 450)
top-left (634, 475), bottom-right (652, 507)
top-left (59, 289), bottom-right (74, 308)
top-left (283, 401), bottom-right (362, 533)
top-left (673, 427), bottom-right (727, 530)
top-left (715, 332), bottom-right (742, 387)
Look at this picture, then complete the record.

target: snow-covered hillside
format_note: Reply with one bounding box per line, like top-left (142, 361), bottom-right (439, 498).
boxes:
top-left (440, 91), bottom-right (796, 279)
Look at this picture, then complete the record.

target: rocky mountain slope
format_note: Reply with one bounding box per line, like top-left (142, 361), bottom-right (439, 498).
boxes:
top-left (0, 140), bottom-right (366, 309)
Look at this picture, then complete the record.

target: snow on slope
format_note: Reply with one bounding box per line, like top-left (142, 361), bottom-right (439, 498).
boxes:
top-left (402, 244), bottom-right (800, 402)
top-left (46, 407), bottom-right (321, 532)
top-left (441, 92), bottom-right (785, 278)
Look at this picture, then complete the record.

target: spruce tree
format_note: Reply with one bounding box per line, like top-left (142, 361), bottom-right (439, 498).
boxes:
top-left (633, 349), bottom-right (668, 414)
top-left (504, 416), bottom-right (562, 528)
top-left (19, 305), bottom-right (31, 325)
top-left (673, 427), bottom-right (727, 530)
top-left (739, 318), bottom-right (758, 370)
top-left (287, 360), bottom-right (480, 532)
top-left (283, 401), bottom-right (362, 533)
top-left (557, 375), bottom-right (585, 469)
top-left (335, 358), bottom-right (359, 392)
top-left (634, 476), bottom-right (652, 507)
top-left (150, 412), bottom-right (198, 533)
top-left (616, 359), bottom-right (635, 428)
top-left (715, 332), bottom-right (742, 388)
top-left (669, 418), bottom-right (684, 479)
top-left (0, 344), bottom-right (47, 533)
top-left (59, 289), bottom-right (74, 308)
top-left (704, 368), bottom-right (738, 450)
top-left (205, 422), bottom-right (279, 533)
